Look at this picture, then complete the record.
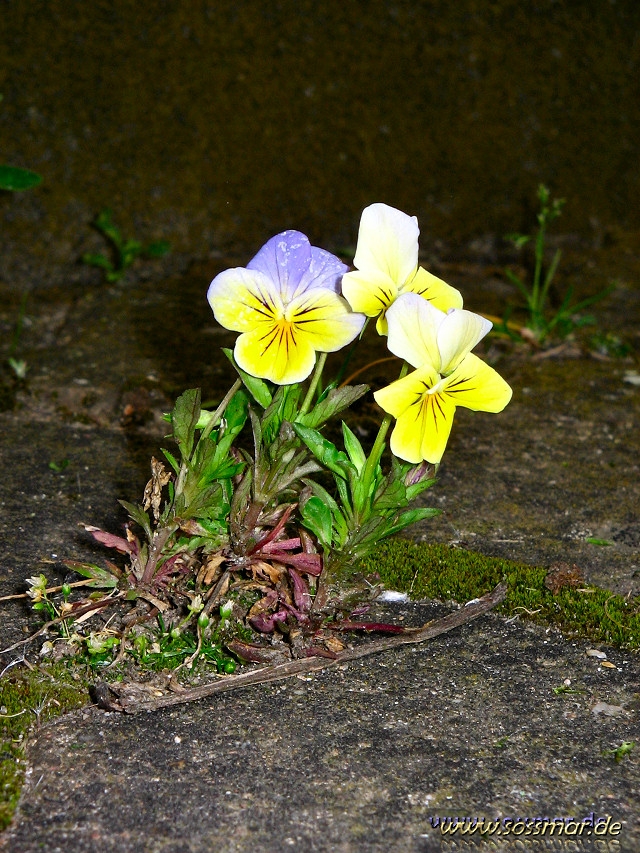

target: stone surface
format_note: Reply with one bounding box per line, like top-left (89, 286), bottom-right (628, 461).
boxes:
top-left (0, 247), bottom-right (639, 851)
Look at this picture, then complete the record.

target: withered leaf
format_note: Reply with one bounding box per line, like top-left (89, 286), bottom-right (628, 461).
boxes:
top-left (544, 561), bottom-right (585, 594)
top-left (143, 457), bottom-right (171, 521)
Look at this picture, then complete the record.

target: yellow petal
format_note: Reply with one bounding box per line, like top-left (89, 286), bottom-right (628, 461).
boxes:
top-left (341, 267), bottom-right (398, 319)
top-left (404, 266), bottom-right (464, 312)
top-left (374, 366), bottom-right (455, 464)
top-left (352, 203), bottom-right (419, 285)
top-left (390, 393), bottom-right (456, 464)
top-left (234, 324), bottom-right (317, 385)
top-left (207, 269), bottom-right (283, 333)
top-left (441, 354), bottom-right (513, 412)
top-left (287, 290), bottom-right (365, 351)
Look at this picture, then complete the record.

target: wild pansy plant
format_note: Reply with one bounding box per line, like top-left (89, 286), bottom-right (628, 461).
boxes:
top-left (20, 204), bottom-right (512, 671)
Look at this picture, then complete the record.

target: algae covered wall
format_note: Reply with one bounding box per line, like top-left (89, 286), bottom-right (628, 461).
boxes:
top-left (1, 0), bottom-right (639, 283)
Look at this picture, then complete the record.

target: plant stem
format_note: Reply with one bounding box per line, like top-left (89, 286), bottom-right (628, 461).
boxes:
top-left (200, 378), bottom-right (242, 443)
top-left (299, 352), bottom-right (327, 418)
top-left (360, 361), bottom-right (409, 500)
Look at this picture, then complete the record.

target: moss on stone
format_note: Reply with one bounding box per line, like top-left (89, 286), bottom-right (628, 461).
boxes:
top-left (0, 664), bottom-right (87, 831)
top-left (362, 539), bottom-right (640, 650)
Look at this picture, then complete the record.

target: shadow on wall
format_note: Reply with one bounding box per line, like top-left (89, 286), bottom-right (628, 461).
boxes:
top-left (1, 0), bottom-right (639, 278)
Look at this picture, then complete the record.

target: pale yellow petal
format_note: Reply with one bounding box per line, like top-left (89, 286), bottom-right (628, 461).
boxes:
top-left (352, 203), bottom-right (419, 285)
top-left (405, 266), bottom-right (464, 312)
top-left (341, 268), bottom-right (398, 319)
top-left (437, 309), bottom-right (493, 375)
top-left (207, 268), bottom-right (283, 332)
top-left (441, 354), bottom-right (513, 412)
top-left (385, 293), bottom-right (444, 370)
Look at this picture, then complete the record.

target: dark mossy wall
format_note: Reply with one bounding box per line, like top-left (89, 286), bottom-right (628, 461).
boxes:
top-left (1, 0), bottom-right (639, 281)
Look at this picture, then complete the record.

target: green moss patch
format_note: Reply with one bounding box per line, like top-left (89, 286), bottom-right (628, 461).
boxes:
top-left (362, 539), bottom-right (640, 650)
top-left (0, 664), bottom-right (87, 831)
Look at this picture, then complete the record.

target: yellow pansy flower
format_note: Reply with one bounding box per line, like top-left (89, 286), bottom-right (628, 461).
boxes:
top-left (341, 203), bottom-right (463, 334)
top-left (374, 294), bottom-right (512, 463)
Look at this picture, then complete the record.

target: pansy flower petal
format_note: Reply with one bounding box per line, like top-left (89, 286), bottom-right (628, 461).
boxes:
top-left (296, 247), bottom-right (349, 296)
top-left (374, 366), bottom-right (455, 464)
top-left (406, 266), bottom-right (463, 312)
top-left (385, 293), bottom-right (444, 370)
top-left (234, 325), bottom-right (317, 385)
top-left (341, 267), bottom-right (399, 325)
top-left (207, 268), bottom-right (283, 333)
top-left (441, 353), bottom-right (513, 412)
top-left (352, 203), bottom-right (419, 285)
top-left (437, 309), bottom-right (493, 375)
top-left (286, 290), bottom-right (365, 351)
top-left (246, 230), bottom-right (313, 302)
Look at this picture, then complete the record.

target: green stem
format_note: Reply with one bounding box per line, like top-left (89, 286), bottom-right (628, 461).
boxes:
top-left (360, 361), bottom-right (409, 499)
top-left (298, 351), bottom-right (327, 418)
top-left (200, 378), bottom-right (242, 443)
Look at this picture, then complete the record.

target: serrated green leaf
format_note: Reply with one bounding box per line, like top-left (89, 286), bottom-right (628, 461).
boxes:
top-left (262, 384), bottom-right (302, 443)
top-left (171, 389), bottom-right (201, 460)
top-left (161, 447), bottom-right (181, 475)
top-left (383, 507), bottom-right (441, 538)
top-left (293, 424), bottom-right (354, 479)
top-left (64, 561), bottom-right (119, 589)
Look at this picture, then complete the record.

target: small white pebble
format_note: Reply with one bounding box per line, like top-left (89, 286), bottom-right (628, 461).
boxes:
top-left (586, 648), bottom-right (607, 659)
top-left (174, 735), bottom-right (181, 744)
top-left (377, 590), bottom-right (409, 603)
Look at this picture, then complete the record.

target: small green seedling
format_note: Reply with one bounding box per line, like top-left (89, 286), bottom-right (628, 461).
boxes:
top-left (7, 358), bottom-right (27, 380)
top-left (505, 184), bottom-right (612, 343)
top-left (586, 537), bottom-right (614, 547)
top-left (603, 741), bottom-right (635, 763)
top-left (82, 209), bottom-right (170, 282)
top-left (48, 458), bottom-right (70, 473)
top-left (552, 684), bottom-right (586, 696)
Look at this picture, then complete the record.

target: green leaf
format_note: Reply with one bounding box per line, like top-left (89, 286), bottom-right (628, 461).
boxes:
top-left (81, 252), bottom-right (114, 272)
top-left (297, 384), bottom-right (369, 429)
top-left (171, 389), bottom-right (201, 460)
top-left (300, 495), bottom-right (333, 549)
top-left (262, 384), bottom-right (302, 443)
top-left (0, 164), bottom-right (43, 191)
top-left (93, 209), bottom-right (123, 249)
top-left (223, 348), bottom-right (272, 408)
top-left (63, 561), bottom-right (120, 589)
top-left (293, 424), bottom-right (354, 479)
top-left (161, 447), bottom-right (181, 475)
top-left (119, 500), bottom-right (152, 539)
top-left (383, 507), bottom-right (441, 538)
top-left (341, 422), bottom-right (367, 474)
